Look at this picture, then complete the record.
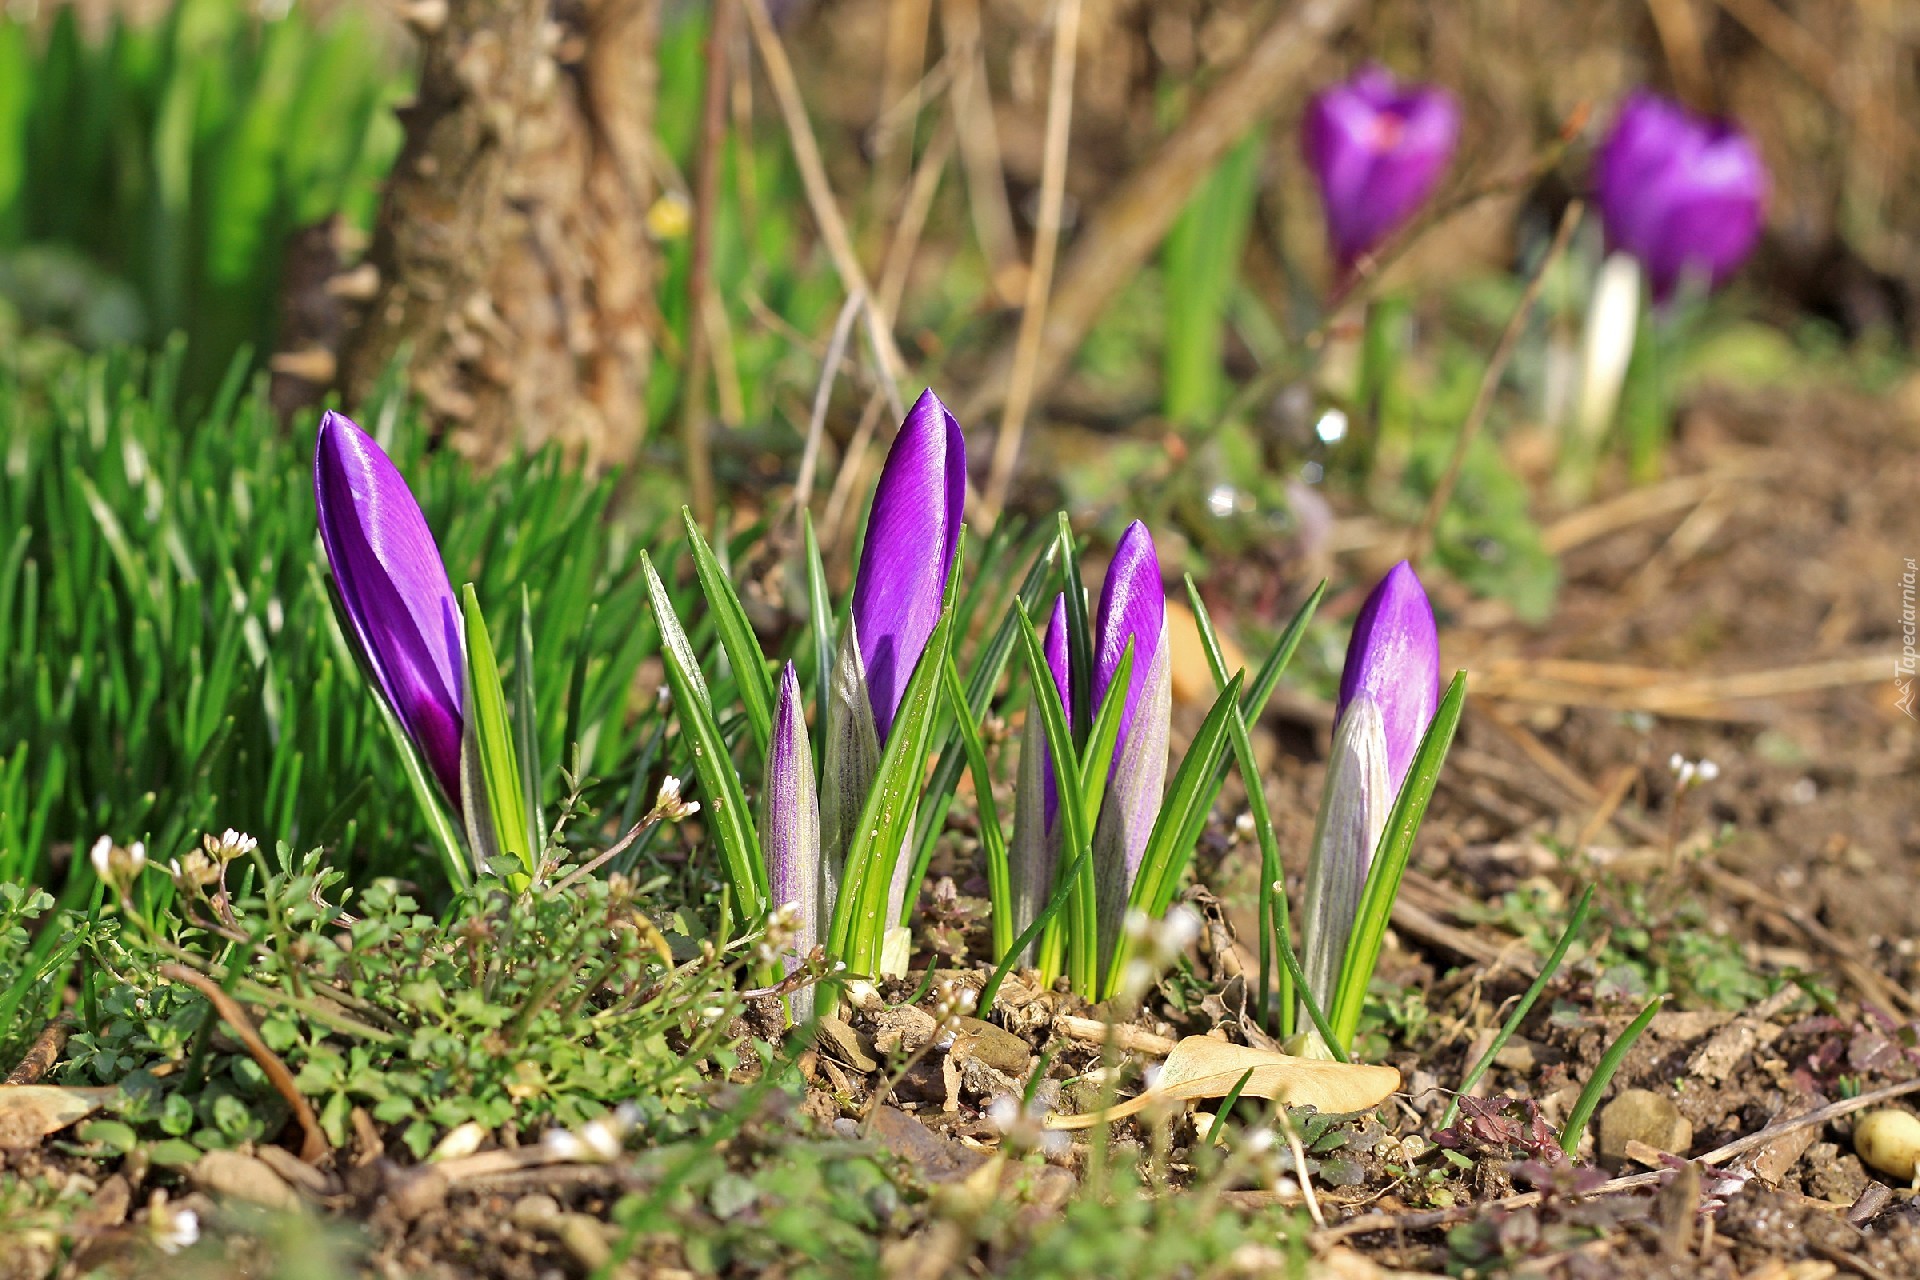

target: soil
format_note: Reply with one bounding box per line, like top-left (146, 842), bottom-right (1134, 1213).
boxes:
top-left (5, 380), bottom-right (1918, 1277)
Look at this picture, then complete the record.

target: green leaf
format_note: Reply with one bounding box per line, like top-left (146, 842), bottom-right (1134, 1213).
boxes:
top-left (459, 584), bottom-right (533, 888)
top-left (642, 551), bottom-right (765, 917)
top-left (1013, 607), bottom-right (1096, 996)
top-left (514, 585), bottom-right (547, 858)
top-left (827, 534), bottom-right (966, 974)
top-left (1184, 577), bottom-right (1290, 1040)
top-left (802, 510), bottom-right (835, 769)
top-left (1077, 641), bottom-right (1132, 832)
top-left (941, 654), bottom-right (1013, 962)
top-left (1107, 672), bottom-right (1243, 996)
top-left (682, 508), bottom-right (774, 759)
top-left (1559, 993), bottom-right (1664, 1157)
top-left (1328, 670), bottom-right (1468, 1050)
top-left (1053, 514), bottom-right (1093, 744)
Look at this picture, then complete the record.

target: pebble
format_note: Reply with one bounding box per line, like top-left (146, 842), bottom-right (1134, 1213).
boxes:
top-left (190, 1150), bottom-right (303, 1212)
top-left (1597, 1089), bottom-right (1693, 1167)
top-left (1853, 1110), bottom-right (1920, 1184)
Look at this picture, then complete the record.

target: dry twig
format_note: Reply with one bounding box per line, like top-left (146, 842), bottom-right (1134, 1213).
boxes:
top-left (160, 964), bottom-right (329, 1164)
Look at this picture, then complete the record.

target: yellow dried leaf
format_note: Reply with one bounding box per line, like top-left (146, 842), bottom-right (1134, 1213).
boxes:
top-left (1046, 1036), bottom-right (1400, 1130)
top-left (0, 1085), bottom-right (118, 1147)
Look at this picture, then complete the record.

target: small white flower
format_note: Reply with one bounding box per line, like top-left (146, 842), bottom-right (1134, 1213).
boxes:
top-left (126, 842), bottom-right (147, 872)
top-left (579, 1119), bottom-right (622, 1162)
top-left (89, 836), bottom-right (113, 880)
top-left (542, 1129), bottom-right (589, 1161)
top-left (1243, 1127), bottom-right (1278, 1154)
top-left (149, 1201), bottom-right (198, 1255)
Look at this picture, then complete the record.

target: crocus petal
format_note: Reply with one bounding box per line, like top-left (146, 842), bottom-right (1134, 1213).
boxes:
top-left (1335, 560), bottom-right (1439, 793)
top-left (1595, 92), bottom-right (1767, 301)
top-left (763, 663), bottom-right (821, 1020)
top-left (314, 410), bottom-right (464, 802)
top-left (1299, 695), bottom-right (1392, 1041)
top-left (1040, 594), bottom-right (1072, 835)
top-left (1093, 521), bottom-right (1167, 775)
top-left (850, 389), bottom-right (966, 744)
top-left (1092, 619), bottom-right (1171, 971)
top-left (1303, 66), bottom-right (1459, 270)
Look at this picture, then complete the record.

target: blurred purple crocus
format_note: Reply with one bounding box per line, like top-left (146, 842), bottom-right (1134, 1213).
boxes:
top-left (1595, 92), bottom-right (1767, 302)
top-left (315, 410), bottom-right (464, 804)
top-left (763, 663), bottom-right (820, 1020)
top-left (1303, 66), bottom-right (1460, 274)
top-left (850, 388), bottom-right (967, 744)
top-left (1335, 560), bottom-right (1441, 792)
top-left (1300, 560), bottom-right (1439, 1044)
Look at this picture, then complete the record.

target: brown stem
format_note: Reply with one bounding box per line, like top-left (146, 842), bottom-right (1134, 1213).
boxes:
top-left (160, 964), bottom-right (330, 1164)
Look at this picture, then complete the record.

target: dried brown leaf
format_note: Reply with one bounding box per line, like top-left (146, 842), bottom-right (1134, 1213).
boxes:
top-left (0, 1085), bottom-right (117, 1147)
top-left (1046, 1036), bottom-right (1400, 1130)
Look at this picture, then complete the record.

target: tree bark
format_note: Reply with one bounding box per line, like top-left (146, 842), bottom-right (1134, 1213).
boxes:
top-left (337, 0), bottom-right (663, 467)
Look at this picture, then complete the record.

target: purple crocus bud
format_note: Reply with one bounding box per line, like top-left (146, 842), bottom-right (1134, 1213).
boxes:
top-left (1336, 560), bottom-right (1439, 794)
top-left (1303, 66), bottom-right (1459, 274)
top-left (315, 410), bottom-right (464, 803)
top-left (850, 388), bottom-right (967, 744)
top-left (1595, 91), bottom-right (1767, 302)
top-left (762, 663), bottom-right (820, 1021)
top-left (1041, 595), bottom-right (1073, 835)
top-left (1090, 521), bottom-right (1171, 961)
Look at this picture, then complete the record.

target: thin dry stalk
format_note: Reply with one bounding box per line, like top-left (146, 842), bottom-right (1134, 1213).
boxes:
top-left (981, 0), bottom-right (1082, 522)
top-left (877, 120), bottom-right (958, 319)
top-left (941, 0), bottom-right (1022, 300)
top-left (741, 0), bottom-right (907, 389)
top-left (792, 290), bottom-right (869, 527)
top-left (959, 0), bottom-right (1361, 427)
top-left (823, 389), bottom-right (892, 547)
top-left (1408, 201), bottom-right (1583, 563)
top-left (160, 964), bottom-right (330, 1164)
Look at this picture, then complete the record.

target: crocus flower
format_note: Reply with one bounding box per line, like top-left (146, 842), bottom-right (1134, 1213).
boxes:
top-left (1300, 561), bottom-right (1440, 1044)
top-left (850, 388), bottom-right (967, 744)
top-left (315, 410), bottom-right (464, 803)
top-left (1335, 560), bottom-right (1440, 792)
top-left (820, 389), bottom-right (967, 971)
top-left (1594, 92), bottom-right (1767, 302)
top-left (762, 662), bottom-right (820, 1020)
top-left (1303, 66), bottom-right (1459, 274)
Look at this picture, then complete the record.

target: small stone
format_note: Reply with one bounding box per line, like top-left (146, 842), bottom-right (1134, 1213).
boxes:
top-left (951, 1017), bottom-right (1030, 1076)
top-left (190, 1150), bottom-right (303, 1212)
top-left (511, 1193), bottom-right (561, 1226)
top-left (816, 1015), bottom-right (878, 1073)
top-left (1853, 1110), bottom-right (1920, 1184)
top-left (1597, 1090), bottom-right (1693, 1168)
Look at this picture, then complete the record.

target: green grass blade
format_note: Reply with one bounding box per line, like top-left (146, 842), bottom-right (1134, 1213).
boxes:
top-left (682, 508), bottom-right (774, 759)
top-left (514, 585), bottom-right (547, 858)
top-left (1012, 607), bottom-right (1096, 995)
top-left (1445, 883), bottom-right (1595, 1128)
top-left (642, 551), bottom-right (765, 918)
top-left (1077, 642), bottom-right (1132, 830)
top-left (941, 655), bottom-right (1013, 962)
top-left (1328, 671), bottom-right (1468, 1051)
top-left (802, 511), bottom-right (835, 763)
top-left (460, 584), bottom-right (532, 886)
top-left (1053, 514), bottom-right (1092, 743)
top-left (1559, 993), bottom-right (1665, 1158)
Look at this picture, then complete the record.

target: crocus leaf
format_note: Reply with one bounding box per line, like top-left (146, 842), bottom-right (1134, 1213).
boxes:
top-left (941, 654), bottom-right (1013, 962)
top-left (1300, 695), bottom-right (1390, 1044)
top-left (819, 620), bottom-right (880, 924)
top-left (828, 532), bottom-right (966, 976)
top-left (683, 508), bottom-right (775, 760)
top-left (1107, 672), bottom-right (1242, 997)
top-left (513, 585), bottom-right (547, 858)
top-left (459, 584), bottom-right (532, 887)
top-left (1078, 641), bottom-right (1132, 833)
top-left (1052, 513), bottom-right (1093, 743)
top-left (1184, 577), bottom-right (1290, 1040)
top-left (642, 551), bottom-right (765, 917)
top-left (763, 663), bottom-right (820, 1023)
top-left (1014, 606), bottom-right (1095, 995)
top-left (1329, 670), bottom-right (1467, 1049)
top-left (802, 511), bottom-right (836, 768)
top-left (1044, 1038), bottom-right (1399, 1130)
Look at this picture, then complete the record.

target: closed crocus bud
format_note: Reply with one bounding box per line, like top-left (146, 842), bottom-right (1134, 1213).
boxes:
top-left (1299, 561), bottom-right (1440, 1049)
top-left (1011, 595), bottom-right (1073, 948)
top-left (821, 389), bottom-right (966, 972)
top-left (1595, 92), bottom-right (1767, 302)
top-left (762, 663), bottom-right (821, 1021)
top-left (1336, 560), bottom-right (1440, 794)
top-left (1303, 66), bottom-right (1459, 274)
top-left (315, 410), bottom-right (464, 803)
top-left (850, 388), bottom-right (967, 744)
top-left (1090, 521), bottom-right (1172, 962)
